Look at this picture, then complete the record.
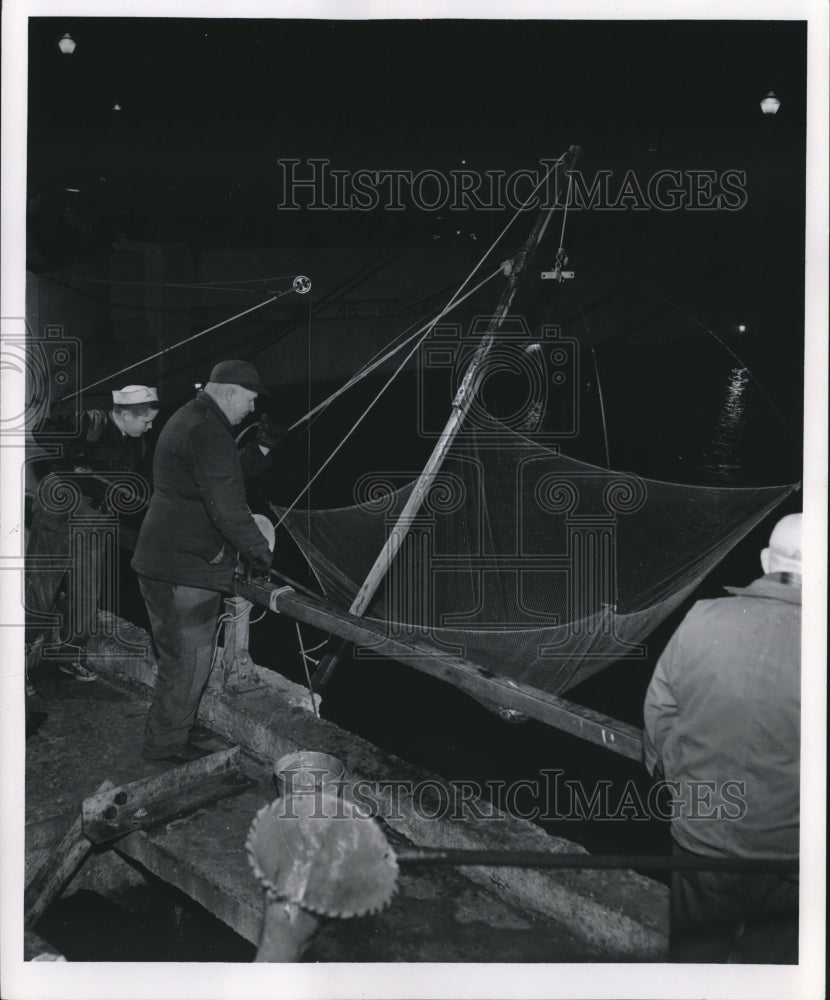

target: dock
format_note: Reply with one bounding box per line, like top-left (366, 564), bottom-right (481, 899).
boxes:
top-left (24, 608), bottom-right (668, 963)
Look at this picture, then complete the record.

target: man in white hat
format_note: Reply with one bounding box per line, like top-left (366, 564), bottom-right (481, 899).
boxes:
top-left (643, 511), bottom-right (801, 963)
top-left (25, 385), bottom-right (159, 683)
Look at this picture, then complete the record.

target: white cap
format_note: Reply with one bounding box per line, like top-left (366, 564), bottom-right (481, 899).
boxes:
top-left (112, 385), bottom-right (158, 405)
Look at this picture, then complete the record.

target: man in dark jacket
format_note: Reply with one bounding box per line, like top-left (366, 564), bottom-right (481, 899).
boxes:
top-left (132, 360), bottom-right (283, 763)
top-left (643, 512), bottom-right (801, 963)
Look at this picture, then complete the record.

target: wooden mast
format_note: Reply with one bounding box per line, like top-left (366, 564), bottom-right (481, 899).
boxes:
top-left (311, 147), bottom-right (581, 691)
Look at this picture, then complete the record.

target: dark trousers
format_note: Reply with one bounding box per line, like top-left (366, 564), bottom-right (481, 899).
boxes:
top-left (669, 841), bottom-right (799, 964)
top-left (24, 502), bottom-right (105, 657)
top-left (138, 576), bottom-right (222, 758)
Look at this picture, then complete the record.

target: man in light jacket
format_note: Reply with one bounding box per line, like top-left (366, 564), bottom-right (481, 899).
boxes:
top-left (643, 512), bottom-right (801, 963)
top-left (133, 360), bottom-right (283, 763)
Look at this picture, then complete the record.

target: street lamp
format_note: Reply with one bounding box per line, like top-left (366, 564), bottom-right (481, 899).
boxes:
top-left (760, 91), bottom-right (780, 115)
top-left (58, 33), bottom-right (76, 55)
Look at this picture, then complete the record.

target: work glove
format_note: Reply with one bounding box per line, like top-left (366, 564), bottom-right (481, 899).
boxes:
top-left (245, 550), bottom-right (273, 579)
top-left (255, 413), bottom-right (288, 452)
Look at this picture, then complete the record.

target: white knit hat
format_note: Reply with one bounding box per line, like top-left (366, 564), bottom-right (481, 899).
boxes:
top-left (112, 385), bottom-right (158, 405)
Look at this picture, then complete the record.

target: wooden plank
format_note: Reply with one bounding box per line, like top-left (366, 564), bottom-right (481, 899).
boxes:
top-left (235, 578), bottom-right (644, 760)
top-left (81, 747), bottom-right (245, 843)
top-left (24, 778), bottom-right (114, 927)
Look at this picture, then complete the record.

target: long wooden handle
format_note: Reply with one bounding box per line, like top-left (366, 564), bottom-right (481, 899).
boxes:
top-left (394, 847), bottom-right (799, 874)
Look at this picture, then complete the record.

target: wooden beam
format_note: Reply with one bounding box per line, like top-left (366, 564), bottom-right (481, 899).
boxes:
top-left (234, 577), bottom-right (644, 761)
top-left (24, 779), bottom-right (114, 927)
top-left (81, 747), bottom-right (247, 843)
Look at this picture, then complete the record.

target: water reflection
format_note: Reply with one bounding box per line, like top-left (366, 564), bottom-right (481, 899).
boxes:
top-left (703, 366), bottom-right (750, 481)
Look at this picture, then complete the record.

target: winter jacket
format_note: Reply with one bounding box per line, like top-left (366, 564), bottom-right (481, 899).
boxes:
top-left (132, 392), bottom-right (271, 591)
top-left (643, 573), bottom-right (801, 860)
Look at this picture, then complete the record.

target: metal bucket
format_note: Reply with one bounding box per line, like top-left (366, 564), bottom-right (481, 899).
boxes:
top-left (274, 751), bottom-right (346, 799)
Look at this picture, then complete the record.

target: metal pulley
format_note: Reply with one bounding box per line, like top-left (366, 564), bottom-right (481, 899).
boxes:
top-left (541, 247), bottom-right (574, 282)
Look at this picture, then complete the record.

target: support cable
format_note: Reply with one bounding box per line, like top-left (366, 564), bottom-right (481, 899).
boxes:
top-left (289, 265), bottom-right (504, 431)
top-left (296, 622), bottom-right (321, 718)
top-left (571, 291), bottom-right (612, 468)
top-left (287, 152), bottom-right (571, 432)
top-left (64, 287), bottom-right (294, 399)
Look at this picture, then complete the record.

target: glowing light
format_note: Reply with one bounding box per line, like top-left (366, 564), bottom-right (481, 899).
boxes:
top-left (58, 33), bottom-right (76, 55)
top-left (760, 91), bottom-right (780, 115)
top-left (737, 324), bottom-right (747, 333)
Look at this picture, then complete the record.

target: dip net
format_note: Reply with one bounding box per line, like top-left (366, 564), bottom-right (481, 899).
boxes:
top-left (275, 418), bottom-right (795, 695)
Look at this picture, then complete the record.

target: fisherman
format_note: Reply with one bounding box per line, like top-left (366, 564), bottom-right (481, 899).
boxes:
top-left (132, 360), bottom-right (284, 764)
top-left (25, 384), bottom-right (159, 683)
top-left (643, 512), bottom-right (801, 963)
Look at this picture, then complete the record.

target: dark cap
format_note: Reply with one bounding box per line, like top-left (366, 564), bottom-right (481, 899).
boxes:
top-left (209, 360), bottom-right (265, 393)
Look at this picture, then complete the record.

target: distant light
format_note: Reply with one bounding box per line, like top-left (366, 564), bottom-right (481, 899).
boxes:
top-left (64, 187), bottom-right (81, 193)
top-left (58, 33), bottom-right (76, 55)
top-left (760, 91), bottom-right (780, 115)
top-left (737, 324), bottom-right (747, 333)
top-left (113, 103), bottom-right (122, 111)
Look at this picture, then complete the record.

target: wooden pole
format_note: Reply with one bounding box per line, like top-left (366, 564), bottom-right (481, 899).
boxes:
top-left (236, 577), bottom-right (644, 760)
top-left (312, 147), bottom-right (581, 691)
top-left (24, 778), bottom-right (114, 927)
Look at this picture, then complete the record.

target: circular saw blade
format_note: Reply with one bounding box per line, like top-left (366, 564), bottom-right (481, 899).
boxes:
top-left (246, 794), bottom-right (398, 919)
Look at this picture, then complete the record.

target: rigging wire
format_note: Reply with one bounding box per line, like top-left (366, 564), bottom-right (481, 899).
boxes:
top-left (296, 622), bottom-right (321, 718)
top-left (306, 291), bottom-right (313, 598)
top-left (57, 274), bottom-right (297, 291)
top-left (65, 287), bottom-right (292, 398)
top-left (273, 150), bottom-right (576, 526)
top-left (236, 249), bottom-right (409, 368)
top-left (570, 290), bottom-right (612, 468)
top-left (287, 152), bottom-right (572, 433)
top-left (288, 264), bottom-right (505, 431)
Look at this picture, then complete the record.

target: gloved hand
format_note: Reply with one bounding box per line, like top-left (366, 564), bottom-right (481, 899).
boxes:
top-left (255, 413), bottom-right (287, 452)
top-left (246, 550), bottom-right (273, 579)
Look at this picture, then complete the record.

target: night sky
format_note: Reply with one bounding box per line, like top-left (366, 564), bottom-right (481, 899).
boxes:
top-left (27, 18), bottom-right (806, 255)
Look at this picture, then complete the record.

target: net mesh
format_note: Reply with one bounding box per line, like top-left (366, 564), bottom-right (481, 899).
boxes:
top-left (276, 418), bottom-right (795, 697)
